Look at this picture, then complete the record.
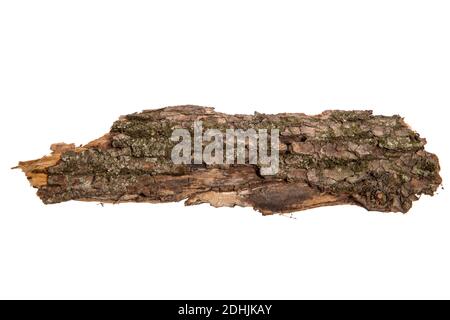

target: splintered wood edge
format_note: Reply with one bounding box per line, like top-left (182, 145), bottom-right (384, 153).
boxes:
top-left (16, 134), bottom-right (112, 188)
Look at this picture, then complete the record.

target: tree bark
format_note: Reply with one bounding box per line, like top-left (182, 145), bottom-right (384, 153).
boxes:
top-left (17, 105), bottom-right (441, 215)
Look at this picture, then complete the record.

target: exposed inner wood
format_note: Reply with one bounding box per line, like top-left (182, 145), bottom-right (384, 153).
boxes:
top-left (17, 105), bottom-right (442, 215)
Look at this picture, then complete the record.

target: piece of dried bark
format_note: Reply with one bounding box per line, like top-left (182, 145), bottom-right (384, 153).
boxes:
top-left (17, 106), bottom-right (441, 215)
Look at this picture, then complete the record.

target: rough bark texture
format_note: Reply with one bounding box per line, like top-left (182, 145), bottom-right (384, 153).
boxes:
top-left (17, 105), bottom-right (441, 215)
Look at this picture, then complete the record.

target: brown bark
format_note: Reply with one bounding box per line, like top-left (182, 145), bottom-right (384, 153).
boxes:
top-left (17, 105), bottom-right (441, 215)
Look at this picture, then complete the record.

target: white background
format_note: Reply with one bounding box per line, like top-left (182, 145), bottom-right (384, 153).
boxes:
top-left (0, 0), bottom-right (449, 299)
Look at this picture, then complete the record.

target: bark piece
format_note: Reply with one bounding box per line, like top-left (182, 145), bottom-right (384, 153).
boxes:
top-left (17, 105), bottom-right (442, 215)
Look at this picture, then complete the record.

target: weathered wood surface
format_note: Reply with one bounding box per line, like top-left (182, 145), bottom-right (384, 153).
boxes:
top-left (17, 105), bottom-right (441, 214)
